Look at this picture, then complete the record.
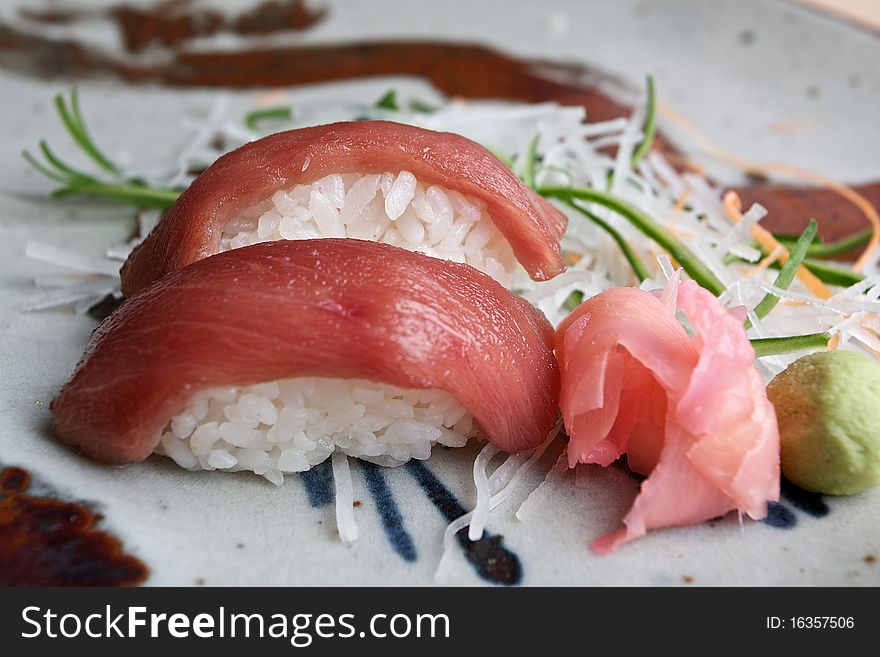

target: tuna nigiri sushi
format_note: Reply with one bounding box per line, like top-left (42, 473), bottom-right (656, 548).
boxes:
top-left (53, 239), bottom-right (560, 484)
top-left (556, 278), bottom-right (780, 552)
top-left (120, 121), bottom-right (567, 296)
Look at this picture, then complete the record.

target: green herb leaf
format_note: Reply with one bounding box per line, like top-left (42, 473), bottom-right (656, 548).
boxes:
top-left (776, 226), bottom-right (872, 259)
top-left (51, 183), bottom-right (181, 209)
top-left (750, 332), bottom-right (831, 358)
top-left (520, 133), bottom-right (541, 190)
top-left (563, 290), bottom-right (584, 311)
top-left (630, 75), bottom-right (656, 170)
top-left (801, 258), bottom-right (864, 287)
top-left (540, 184), bottom-right (727, 296)
top-left (487, 147), bottom-right (514, 169)
top-left (563, 199), bottom-right (651, 283)
top-left (55, 89), bottom-right (121, 176)
top-left (38, 140), bottom-right (100, 185)
top-left (770, 232), bottom-right (821, 249)
top-left (244, 106), bottom-right (293, 131)
top-left (375, 89), bottom-right (400, 111)
top-left (751, 219), bottom-right (818, 322)
top-left (409, 99), bottom-right (437, 113)
top-left (725, 250), bottom-right (865, 287)
top-left (24, 88), bottom-right (181, 210)
top-left (22, 149), bottom-right (70, 184)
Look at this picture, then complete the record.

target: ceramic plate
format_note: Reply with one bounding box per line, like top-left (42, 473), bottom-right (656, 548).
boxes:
top-left (1, 0), bottom-right (878, 586)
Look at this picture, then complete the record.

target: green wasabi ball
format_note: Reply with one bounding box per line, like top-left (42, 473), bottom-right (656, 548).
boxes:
top-left (768, 350), bottom-right (880, 495)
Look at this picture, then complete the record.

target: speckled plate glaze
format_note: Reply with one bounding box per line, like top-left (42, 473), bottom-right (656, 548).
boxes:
top-left (1, 0), bottom-right (878, 586)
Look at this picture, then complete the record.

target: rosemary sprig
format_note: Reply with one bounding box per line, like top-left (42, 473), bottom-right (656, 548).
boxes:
top-left (23, 89), bottom-right (181, 210)
top-left (244, 106), bottom-right (293, 130)
top-left (751, 219), bottom-right (818, 322)
top-left (51, 183), bottom-right (179, 209)
top-left (55, 89), bottom-right (120, 175)
top-left (539, 184), bottom-right (727, 296)
top-left (630, 75), bottom-right (656, 170)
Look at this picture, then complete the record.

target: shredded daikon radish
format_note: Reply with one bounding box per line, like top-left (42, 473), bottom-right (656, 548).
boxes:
top-left (435, 418), bottom-right (562, 579)
top-left (515, 451), bottom-right (570, 522)
top-left (468, 443), bottom-right (500, 541)
top-left (658, 254), bottom-right (676, 281)
top-left (26, 241), bottom-right (121, 277)
top-left (21, 281), bottom-right (118, 312)
top-left (331, 452), bottom-right (358, 543)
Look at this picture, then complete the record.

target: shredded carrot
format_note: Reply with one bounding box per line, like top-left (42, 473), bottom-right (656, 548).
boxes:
top-left (671, 120), bottom-right (880, 354)
top-left (253, 89), bottom-right (289, 106)
top-left (826, 329), bottom-right (880, 359)
top-left (666, 225), bottom-right (693, 240)
top-left (865, 328), bottom-right (880, 359)
top-left (767, 120), bottom-right (818, 135)
top-left (748, 245), bottom-right (785, 279)
top-left (723, 191), bottom-right (832, 299)
top-left (673, 192), bottom-right (689, 212)
top-left (564, 251), bottom-right (583, 266)
top-left (663, 152), bottom-right (709, 177)
top-left (663, 194), bottom-right (693, 240)
top-left (659, 103), bottom-right (880, 272)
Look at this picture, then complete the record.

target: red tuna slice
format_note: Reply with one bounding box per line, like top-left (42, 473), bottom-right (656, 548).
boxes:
top-left (53, 239), bottom-right (560, 464)
top-left (120, 121), bottom-right (567, 296)
top-left (556, 280), bottom-right (780, 553)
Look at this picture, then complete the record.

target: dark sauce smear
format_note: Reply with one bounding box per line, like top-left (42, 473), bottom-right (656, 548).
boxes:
top-left (0, 466), bottom-right (148, 586)
top-left (735, 184), bottom-right (880, 245)
top-left (20, 0), bottom-right (325, 53)
top-left (406, 460), bottom-right (522, 586)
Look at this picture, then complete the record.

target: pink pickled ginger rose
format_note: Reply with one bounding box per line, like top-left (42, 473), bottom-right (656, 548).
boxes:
top-left (555, 279), bottom-right (780, 553)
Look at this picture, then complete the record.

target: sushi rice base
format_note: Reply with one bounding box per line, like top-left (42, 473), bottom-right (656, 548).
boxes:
top-left (154, 377), bottom-right (480, 485)
top-left (219, 171), bottom-right (519, 287)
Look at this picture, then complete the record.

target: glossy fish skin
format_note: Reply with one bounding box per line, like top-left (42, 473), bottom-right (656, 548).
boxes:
top-left (120, 121), bottom-right (567, 296)
top-left (54, 239), bottom-right (560, 464)
top-left (556, 280), bottom-right (780, 553)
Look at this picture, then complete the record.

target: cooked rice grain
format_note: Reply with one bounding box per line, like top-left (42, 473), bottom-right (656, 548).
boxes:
top-left (154, 377), bottom-right (480, 484)
top-left (219, 171), bottom-right (518, 286)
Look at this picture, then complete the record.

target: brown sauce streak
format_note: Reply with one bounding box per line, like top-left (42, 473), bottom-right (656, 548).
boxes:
top-left (1, 1), bottom-right (877, 241)
top-left (0, 466), bottom-right (148, 586)
top-left (733, 184), bottom-right (880, 244)
top-left (20, 0), bottom-right (325, 53)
